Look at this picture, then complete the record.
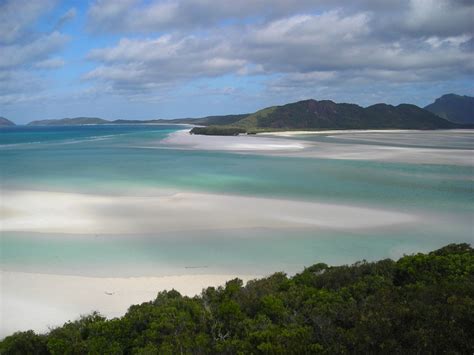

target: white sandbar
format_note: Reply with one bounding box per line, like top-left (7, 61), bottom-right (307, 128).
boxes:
top-left (0, 189), bottom-right (416, 235)
top-left (160, 129), bottom-right (306, 151)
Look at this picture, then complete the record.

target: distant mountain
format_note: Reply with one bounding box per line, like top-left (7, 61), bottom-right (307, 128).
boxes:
top-left (25, 96), bottom-right (469, 132)
top-left (233, 99), bottom-right (456, 131)
top-left (424, 94), bottom-right (474, 124)
top-left (27, 117), bottom-right (110, 126)
top-left (0, 117), bottom-right (16, 127)
top-left (26, 114), bottom-right (249, 126)
top-left (111, 114), bottom-right (248, 125)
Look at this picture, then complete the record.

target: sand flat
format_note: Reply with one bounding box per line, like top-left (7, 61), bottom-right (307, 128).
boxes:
top-left (160, 129), bottom-right (306, 151)
top-left (161, 129), bottom-right (474, 166)
top-left (0, 271), bottom-right (257, 338)
top-left (0, 189), bottom-right (417, 235)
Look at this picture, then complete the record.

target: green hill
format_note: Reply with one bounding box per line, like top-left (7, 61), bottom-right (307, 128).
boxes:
top-left (424, 93), bottom-right (474, 124)
top-left (0, 117), bottom-right (16, 127)
top-left (27, 117), bottom-right (110, 126)
top-left (236, 99), bottom-right (456, 130)
top-left (1, 243), bottom-right (472, 353)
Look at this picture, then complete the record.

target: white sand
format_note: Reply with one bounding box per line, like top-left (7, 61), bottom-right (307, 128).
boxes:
top-left (259, 129), bottom-right (417, 136)
top-left (160, 129), bottom-right (306, 151)
top-left (160, 129), bottom-right (473, 166)
top-left (0, 271), bottom-right (257, 338)
top-left (0, 189), bottom-right (417, 235)
top-left (275, 142), bottom-right (474, 166)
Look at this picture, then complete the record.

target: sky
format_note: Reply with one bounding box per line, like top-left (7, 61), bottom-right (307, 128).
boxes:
top-left (1, 0), bottom-right (473, 124)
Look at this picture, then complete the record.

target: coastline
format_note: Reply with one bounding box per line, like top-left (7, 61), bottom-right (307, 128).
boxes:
top-left (0, 271), bottom-right (258, 338)
top-left (161, 128), bottom-right (474, 166)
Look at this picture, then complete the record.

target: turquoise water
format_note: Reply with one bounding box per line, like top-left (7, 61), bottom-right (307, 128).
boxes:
top-left (1, 125), bottom-right (473, 276)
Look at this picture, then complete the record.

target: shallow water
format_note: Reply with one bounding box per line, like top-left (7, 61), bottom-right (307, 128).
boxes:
top-left (1, 125), bottom-right (473, 277)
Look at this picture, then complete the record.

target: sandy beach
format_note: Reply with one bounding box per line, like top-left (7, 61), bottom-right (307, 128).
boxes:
top-left (0, 271), bottom-right (257, 338)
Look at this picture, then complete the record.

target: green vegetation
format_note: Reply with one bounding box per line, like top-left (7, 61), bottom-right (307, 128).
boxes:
top-left (187, 98), bottom-right (463, 135)
top-left (1, 243), bottom-right (473, 354)
top-left (235, 99), bottom-right (457, 130)
top-left (190, 126), bottom-right (247, 136)
top-left (425, 93), bottom-right (474, 125)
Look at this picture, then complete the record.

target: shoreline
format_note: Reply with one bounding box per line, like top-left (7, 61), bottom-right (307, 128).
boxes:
top-left (0, 271), bottom-right (258, 338)
top-left (161, 129), bottom-right (474, 166)
top-left (257, 128), bottom-right (474, 136)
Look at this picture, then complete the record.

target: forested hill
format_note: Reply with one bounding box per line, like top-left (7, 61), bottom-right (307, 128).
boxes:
top-left (424, 93), bottom-right (474, 124)
top-left (233, 99), bottom-right (456, 130)
top-left (25, 96), bottom-right (467, 131)
top-left (1, 243), bottom-right (473, 354)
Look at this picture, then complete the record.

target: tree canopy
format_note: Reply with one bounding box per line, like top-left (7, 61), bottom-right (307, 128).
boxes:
top-left (1, 243), bottom-right (473, 354)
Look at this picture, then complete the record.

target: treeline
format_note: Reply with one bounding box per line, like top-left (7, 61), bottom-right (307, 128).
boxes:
top-left (1, 243), bottom-right (473, 354)
top-left (190, 126), bottom-right (247, 136)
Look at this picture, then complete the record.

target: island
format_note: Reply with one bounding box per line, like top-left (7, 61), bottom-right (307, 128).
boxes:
top-left (21, 94), bottom-right (473, 135)
top-left (0, 117), bottom-right (16, 127)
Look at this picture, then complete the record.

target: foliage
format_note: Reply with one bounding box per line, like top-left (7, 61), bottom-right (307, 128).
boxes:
top-left (234, 99), bottom-right (457, 130)
top-left (1, 243), bottom-right (473, 354)
top-left (190, 126), bottom-right (247, 136)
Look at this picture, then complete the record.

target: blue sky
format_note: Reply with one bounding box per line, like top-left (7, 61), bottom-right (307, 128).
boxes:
top-left (1, 0), bottom-right (473, 124)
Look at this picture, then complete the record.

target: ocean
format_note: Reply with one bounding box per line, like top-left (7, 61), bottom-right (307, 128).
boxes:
top-left (1, 125), bottom-right (473, 277)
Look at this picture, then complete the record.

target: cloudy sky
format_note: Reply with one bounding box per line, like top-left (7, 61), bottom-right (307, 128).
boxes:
top-left (1, 0), bottom-right (473, 123)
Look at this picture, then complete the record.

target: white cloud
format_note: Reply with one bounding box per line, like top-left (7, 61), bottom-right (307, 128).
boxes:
top-left (87, 0), bottom-right (321, 32)
top-left (0, 0), bottom-right (70, 105)
top-left (0, 32), bottom-right (68, 69)
top-left (0, 0), bottom-right (56, 44)
top-left (35, 57), bottom-right (65, 69)
top-left (54, 8), bottom-right (77, 30)
top-left (84, 8), bottom-right (473, 98)
top-left (85, 34), bottom-right (249, 92)
top-left (402, 0), bottom-right (474, 37)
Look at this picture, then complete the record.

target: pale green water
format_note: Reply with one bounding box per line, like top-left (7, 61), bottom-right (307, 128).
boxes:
top-left (1, 126), bottom-right (473, 277)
